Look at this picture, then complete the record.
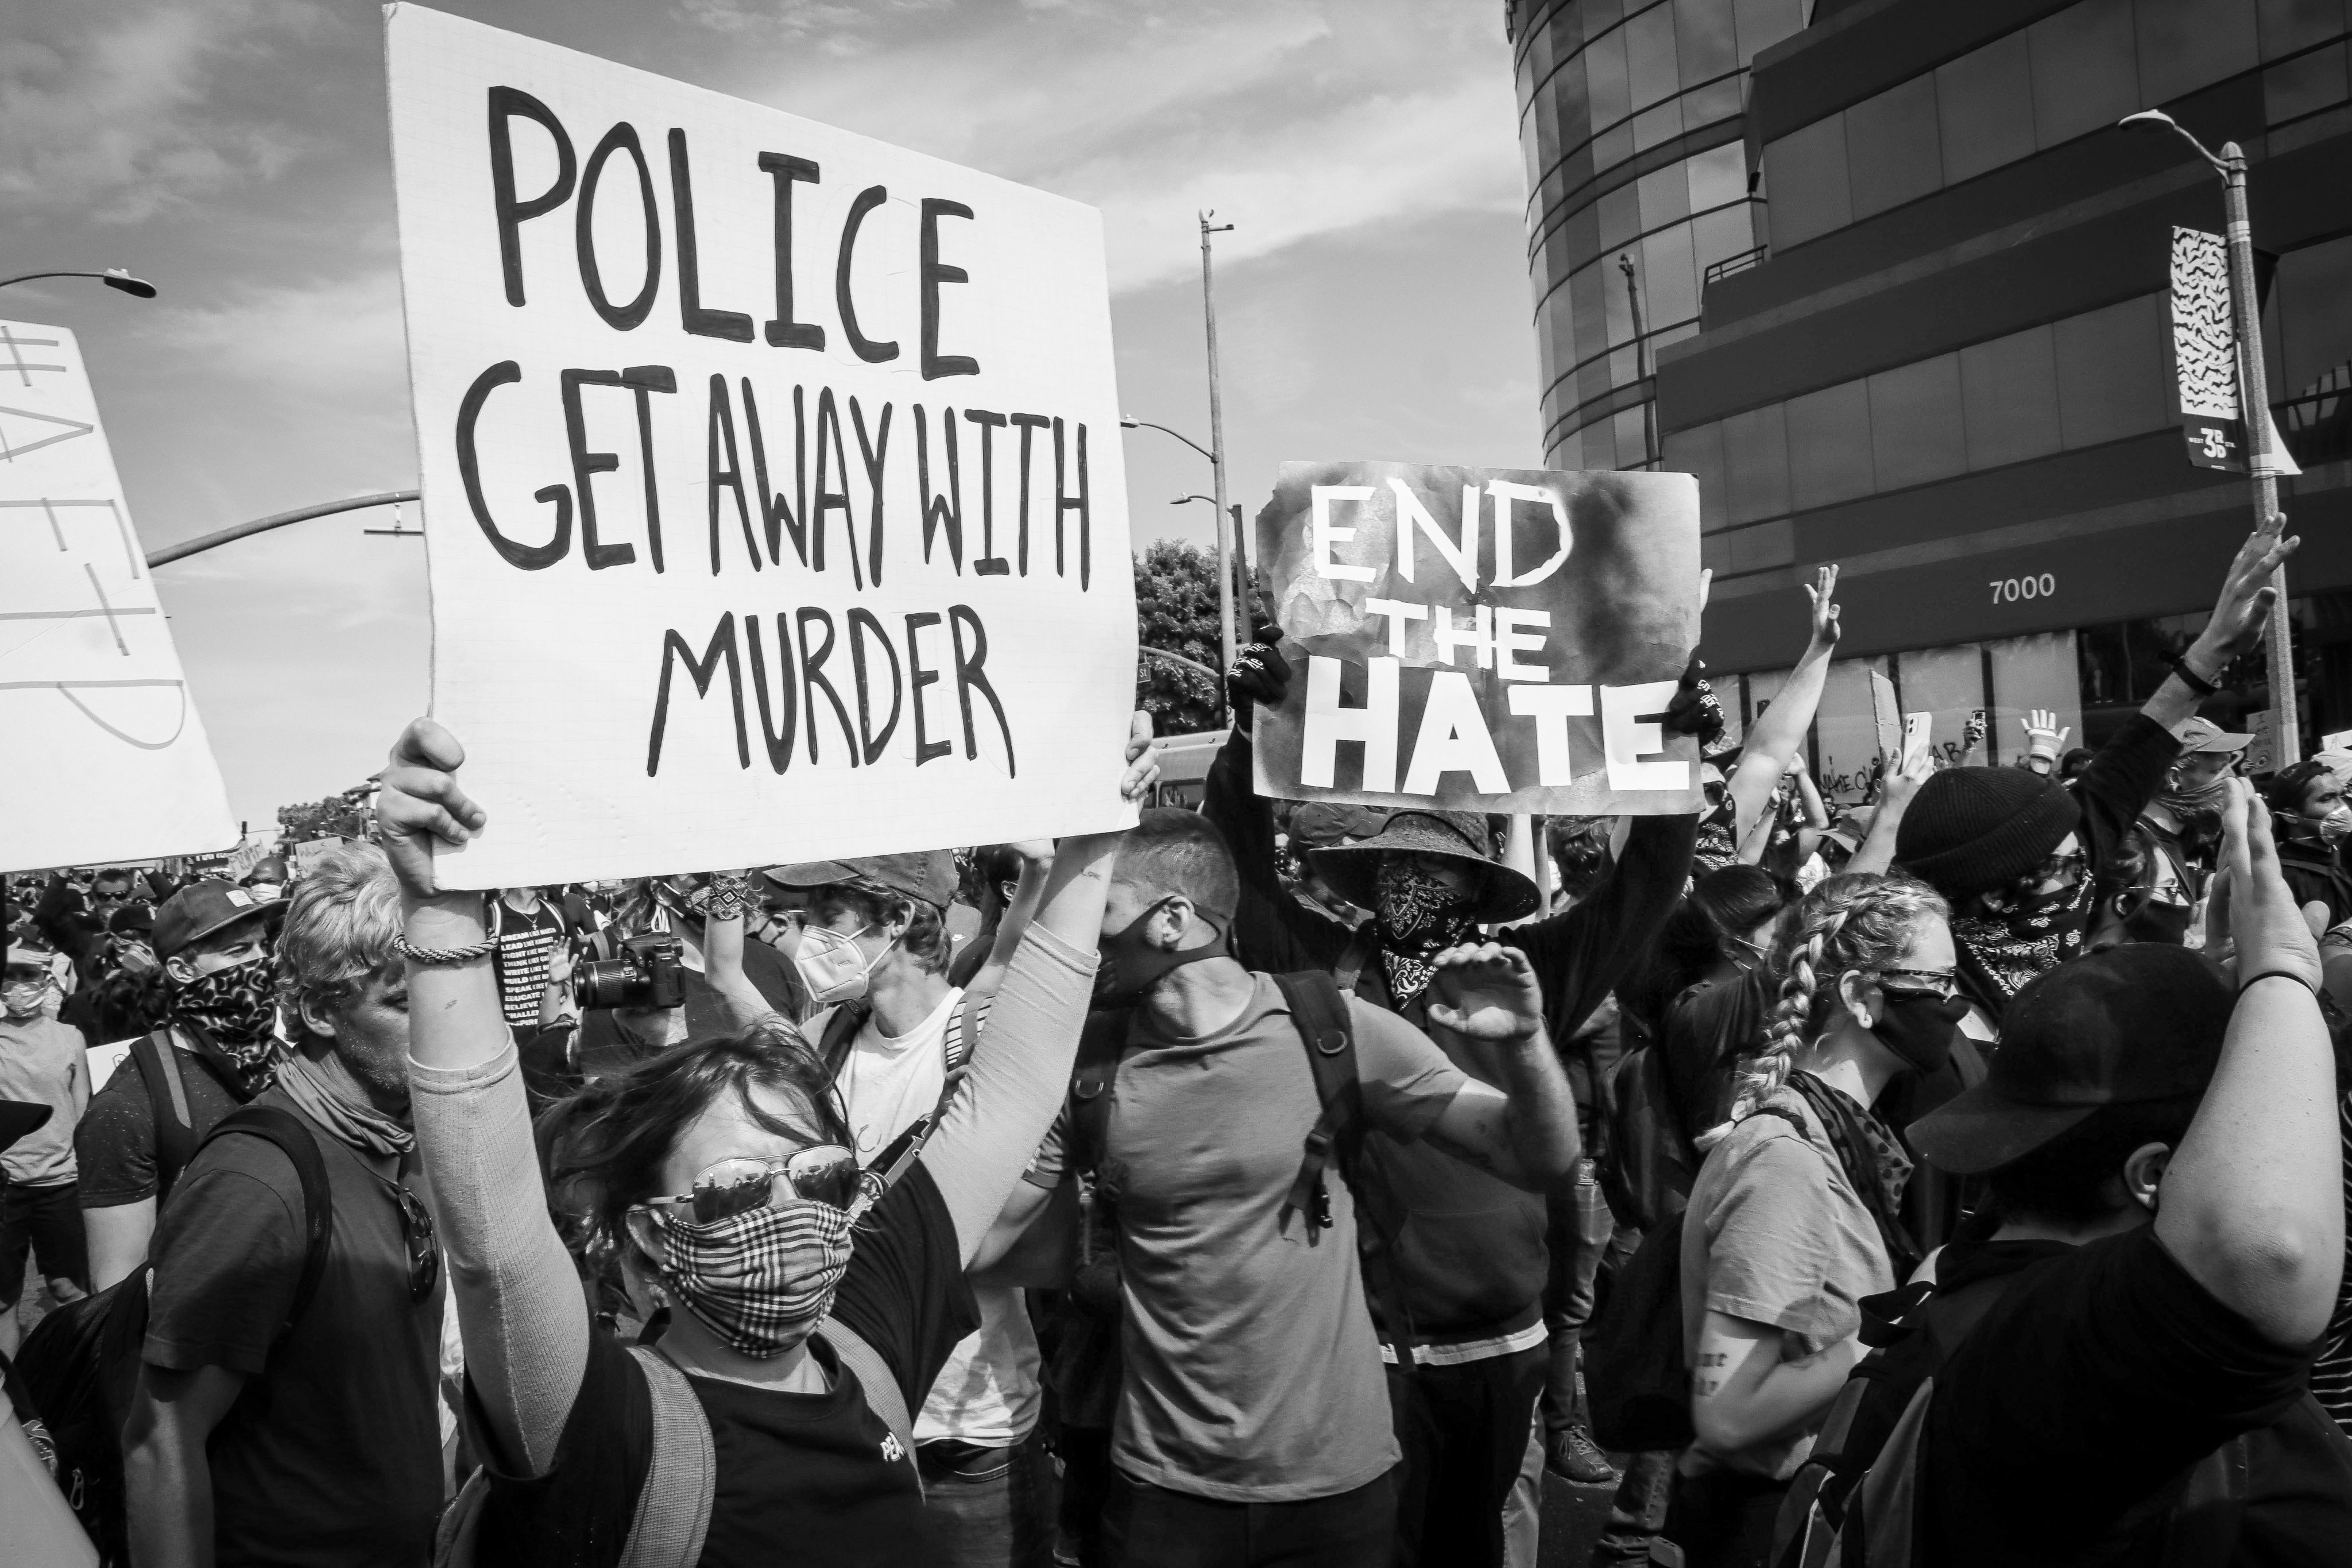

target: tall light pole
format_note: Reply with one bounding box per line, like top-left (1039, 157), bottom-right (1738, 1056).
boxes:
top-left (2121, 110), bottom-right (2297, 760)
top-left (1201, 212), bottom-right (1237, 677)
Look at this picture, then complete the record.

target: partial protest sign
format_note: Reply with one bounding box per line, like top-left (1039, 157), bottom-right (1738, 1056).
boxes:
top-left (0, 318), bottom-right (237, 872)
top-left (1250, 462), bottom-right (1702, 815)
top-left (385, 5), bottom-right (1137, 888)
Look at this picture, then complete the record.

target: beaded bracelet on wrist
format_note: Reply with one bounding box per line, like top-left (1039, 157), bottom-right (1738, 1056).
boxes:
top-left (393, 933), bottom-right (499, 966)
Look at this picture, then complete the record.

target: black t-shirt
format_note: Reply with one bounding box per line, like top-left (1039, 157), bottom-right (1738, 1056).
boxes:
top-left (73, 1031), bottom-right (246, 1206)
top-left (141, 1088), bottom-right (447, 1567)
top-left (470, 1162), bottom-right (978, 1568)
top-left (1922, 1225), bottom-right (2352, 1565)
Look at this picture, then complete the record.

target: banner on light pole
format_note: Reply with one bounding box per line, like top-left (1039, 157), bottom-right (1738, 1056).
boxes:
top-left (2169, 226), bottom-right (2301, 479)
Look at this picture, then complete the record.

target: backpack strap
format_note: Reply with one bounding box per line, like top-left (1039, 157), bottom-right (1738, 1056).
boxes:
top-left (817, 1317), bottom-right (920, 1498)
top-left (1269, 971), bottom-right (1422, 1373)
top-left (1271, 971), bottom-right (1361, 1244)
top-left (132, 1031), bottom-right (199, 1202)
top-left (621, 1346), bottom-right (715, 1568)
top-left (1064, 1009), bottom-right (1131, 1181)
top-left (196, 1106), bottom-right (332, 1340)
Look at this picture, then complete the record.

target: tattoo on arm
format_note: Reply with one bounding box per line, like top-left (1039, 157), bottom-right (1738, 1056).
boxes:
top-left (1695, 1350), bottom-right (1728, 1398)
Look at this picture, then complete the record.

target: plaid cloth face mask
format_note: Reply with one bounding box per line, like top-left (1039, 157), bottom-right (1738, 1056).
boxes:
top-left (643, 1187), bottom-right (856, 1358)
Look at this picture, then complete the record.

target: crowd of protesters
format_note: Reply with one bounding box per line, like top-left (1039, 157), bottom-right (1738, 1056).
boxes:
top-left (5, 521), bottom-right (2352, 1568)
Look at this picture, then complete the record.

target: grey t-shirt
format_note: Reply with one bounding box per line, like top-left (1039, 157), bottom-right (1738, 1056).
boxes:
top-left (1101, 974), bottom-right (1466, 1502)
top-left (1678, 1082), bottom-right (1894, 1481)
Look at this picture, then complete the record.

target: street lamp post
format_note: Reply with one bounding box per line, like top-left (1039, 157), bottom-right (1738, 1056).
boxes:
top-left (0, 269), bottom-right (157, 299)
top-left (1201, 212), bottom-right (1237, 678)
top-left (2121, 110), bottom-right (2299, 760)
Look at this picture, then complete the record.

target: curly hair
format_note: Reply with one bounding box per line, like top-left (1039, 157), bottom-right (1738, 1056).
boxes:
top-left (275, 842), bottom-right (401, 1039)
top-left (1730, 873), bottom-right (1949, 1120)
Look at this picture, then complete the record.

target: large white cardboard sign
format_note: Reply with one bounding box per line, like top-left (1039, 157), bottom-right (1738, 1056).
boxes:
top-left (386, 6), bottom-right (1138, 888)
top-left (0, 319), bottom-right (237, 871)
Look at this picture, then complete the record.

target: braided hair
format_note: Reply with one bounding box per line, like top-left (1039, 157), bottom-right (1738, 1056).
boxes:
top-left (1729, 872), bottom-right (1949, 1121)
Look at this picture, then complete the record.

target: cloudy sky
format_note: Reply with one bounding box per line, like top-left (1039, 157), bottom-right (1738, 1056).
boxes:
top-left (2, 0), bottom-right (1537, 834)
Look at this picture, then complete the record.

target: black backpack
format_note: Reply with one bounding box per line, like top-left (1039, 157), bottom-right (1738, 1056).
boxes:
top-left (1776, 1262), bottom-right (2255, 1568)
top-left (1585, 1105), bottom-right (1802, 1453)
top-left (16, 1106), bottom-right (331, 1565)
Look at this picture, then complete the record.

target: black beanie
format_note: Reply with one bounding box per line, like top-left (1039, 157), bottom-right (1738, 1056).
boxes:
top-left (1894, 766), bottom-right (2082, 896)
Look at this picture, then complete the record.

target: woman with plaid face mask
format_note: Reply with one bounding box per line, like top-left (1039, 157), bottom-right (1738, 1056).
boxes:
top-left (375, 714), bottom-right (1159, 1568)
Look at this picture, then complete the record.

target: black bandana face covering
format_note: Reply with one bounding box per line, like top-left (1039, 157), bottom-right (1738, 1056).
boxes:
top-left (1375, 860), bottom-right (1478, 1004)
top-left (173, 958), bottom-right (284, 1094)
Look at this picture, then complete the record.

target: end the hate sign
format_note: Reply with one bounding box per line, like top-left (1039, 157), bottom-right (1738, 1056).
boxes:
top-left (1251, 463), bottom-right (1703, 816)
top-left (386, 6), bottom-right (1138, 888)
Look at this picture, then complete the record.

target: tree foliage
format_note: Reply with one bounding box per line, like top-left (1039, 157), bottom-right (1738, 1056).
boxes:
top-left (1132, 539), bottom-right (1226, 737)
top-left (276, 787), bottom-right (374, 845)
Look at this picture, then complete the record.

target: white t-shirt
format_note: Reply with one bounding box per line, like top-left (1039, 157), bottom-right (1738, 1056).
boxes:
top-left (831, 987), bottom-right (1041, 1445)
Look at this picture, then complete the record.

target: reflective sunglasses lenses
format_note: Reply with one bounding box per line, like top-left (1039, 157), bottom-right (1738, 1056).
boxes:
top-left (685, 1147), bottom-right (860, 1222)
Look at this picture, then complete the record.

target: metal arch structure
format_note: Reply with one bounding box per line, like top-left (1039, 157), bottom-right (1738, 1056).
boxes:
top-left (145, 490), bottom-right (421, 568)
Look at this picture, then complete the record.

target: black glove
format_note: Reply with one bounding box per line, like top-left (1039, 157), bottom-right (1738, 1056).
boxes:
top-left (1660, 656), bottom-right (1726, 748)
top-left (1226, 629), bottom-right (1291, 721)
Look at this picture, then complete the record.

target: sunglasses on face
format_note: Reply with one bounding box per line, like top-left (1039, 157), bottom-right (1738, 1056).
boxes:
top-left (1871, 966), bottom-right (1962, 1002)
top-left (641, 1145), bottom-right (862, 1224)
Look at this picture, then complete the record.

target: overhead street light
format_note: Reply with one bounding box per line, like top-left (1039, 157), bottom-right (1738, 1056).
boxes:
top-left (0, 268), bottom-right (158, 299)
top-left (2119, 107), bottom-right (2298, 759)
top-left (1121, 416), bottom-right (1216, 463)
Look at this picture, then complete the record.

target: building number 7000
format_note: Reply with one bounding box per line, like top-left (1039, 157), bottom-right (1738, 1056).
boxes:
top-left (1990, 574), bottom-right (2056, 604)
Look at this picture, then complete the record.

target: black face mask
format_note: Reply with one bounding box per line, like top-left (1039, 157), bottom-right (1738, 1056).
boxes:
top-left (1094, 901), bottom-right (1229, 1008)
top-left (1870, 990), bottom-right (1970, 1075)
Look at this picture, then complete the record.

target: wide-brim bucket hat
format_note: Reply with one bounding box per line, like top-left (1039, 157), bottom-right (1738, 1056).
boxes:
top-left (1307, 810), bottom-right (1541, 924)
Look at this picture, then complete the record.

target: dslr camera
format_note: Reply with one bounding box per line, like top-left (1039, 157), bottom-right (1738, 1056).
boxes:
top-left (572, 932), bottom-right (686, 1011)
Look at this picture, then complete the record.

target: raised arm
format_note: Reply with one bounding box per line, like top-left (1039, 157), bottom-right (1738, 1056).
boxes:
top-left (1850, 747), bottom-right (1932, 877)
top-left (926, 717), bottom-right (1158, 1262)
top-left (1418, 944), bottom-right (1580, 1190)
top-left (698, 879), bottom-right (775, 1031)
top-left (377, 719), bottom-right (591, 1477)
top-left (960, 841), bottom-right (1055, 1005)
top-left (1205, 640), bottom-right (1355, 974)
top-left (1728, 565), bottom-right (1841, 841)
top-left (2138, 528), bottom-right (2297, 734)
top-left (2157, 779), bottom-right (2343, 1346)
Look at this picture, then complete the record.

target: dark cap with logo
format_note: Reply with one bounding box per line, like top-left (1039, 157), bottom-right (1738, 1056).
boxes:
top-left (153, 879), bottom-right (284, 960)
top-left (1907, 944), bottom-right (2233, 1175)
top-left (764, 853), bottom-right (958, 910)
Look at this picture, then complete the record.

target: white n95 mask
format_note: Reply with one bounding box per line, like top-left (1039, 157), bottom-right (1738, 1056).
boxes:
top-left (792, 923), bottom-right (893, 1006)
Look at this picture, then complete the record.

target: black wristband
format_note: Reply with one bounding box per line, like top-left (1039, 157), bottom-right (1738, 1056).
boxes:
top-left (2240, 968), bottom-right (2319, 997)
top-left (2165, 650), bottom-right (2221, 698)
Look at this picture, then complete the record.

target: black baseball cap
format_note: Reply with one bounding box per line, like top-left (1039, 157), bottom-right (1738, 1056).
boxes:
top-left (1908, 945), bottom-right (2232, 1175)
top-left (764, 853), bottom-right (957, 910)
top-left (153, 879), bottom-right (284, 959)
